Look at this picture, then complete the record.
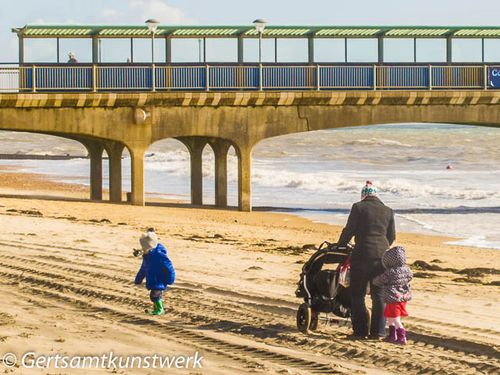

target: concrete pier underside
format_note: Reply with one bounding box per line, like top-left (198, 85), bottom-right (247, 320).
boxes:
top-left (0, 91), bottom-right (499, 211)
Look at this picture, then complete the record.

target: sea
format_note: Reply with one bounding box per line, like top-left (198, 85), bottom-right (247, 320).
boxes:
top-left (1, 123), bottom-right (499, 249)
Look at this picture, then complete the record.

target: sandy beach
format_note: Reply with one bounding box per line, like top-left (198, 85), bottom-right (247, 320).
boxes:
top-left (0, 170), bottom-right (499, 374)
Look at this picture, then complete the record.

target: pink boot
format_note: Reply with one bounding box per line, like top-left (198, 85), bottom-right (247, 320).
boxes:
top-left (384, 325), bottom-right (397, 343)
top-left (396, 328), bottom-right (407, 345)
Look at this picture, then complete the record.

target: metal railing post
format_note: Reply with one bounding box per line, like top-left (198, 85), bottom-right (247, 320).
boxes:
top-left (483, 64), bottom-right (488, 90)
top-left (165, 65), bottom-right (171, 91)
top-left (428, 64), bottom-right (433, 90)
top-left (373, 64), bottom-right (377, 90)
top-left (316, 64), bottom-right (321, 91)
top-left (259, 63), bottom-right (263, 91)
top-left (31, 65), bottom-right (36, 93)
top-left (205, 64), bottom-right (210, 91)
top-left (92, 64), bottom-right (97, 92)
top-left (151, 63), bottom-right (156, 92)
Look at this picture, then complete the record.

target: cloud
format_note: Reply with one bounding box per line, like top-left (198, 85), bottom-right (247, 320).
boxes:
top-left (32, 18), bottom-right (49, 25)
top-left (101, 8), bottom-right (122, 21)
top-left (31, 18), bottom-right (81, 25)
top-left (30, 1), bottom-right (196, 26)
top-left (129, 0), bottom-right (197, 24)
top-left (64, 19), bottom-right (80, 25)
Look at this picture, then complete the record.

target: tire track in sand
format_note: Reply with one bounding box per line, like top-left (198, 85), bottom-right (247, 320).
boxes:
top-left (1, 240), bottom-right (498, 346)
top-left (0, 268), bottom-right (353, 374)
top-left (2, 239), bottom-right (499, 340)
top-left (0, 254), bottom-right (498, 375)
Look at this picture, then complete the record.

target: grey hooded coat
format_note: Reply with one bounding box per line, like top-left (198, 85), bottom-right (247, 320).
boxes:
top-left (373, 246), bottom-right (413, 304)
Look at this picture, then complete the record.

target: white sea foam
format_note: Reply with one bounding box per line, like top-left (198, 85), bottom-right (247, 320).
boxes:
top-left (377, 178), bottom-right (499, 201)
top-left (250, 166), bottom-right (500, 202)
top-left (446, 236), bottom-right (500, 250)
top-left (396, 214), bottom-right (438, 232)
top-left (142, 151), bottom-right (239, 179)
top-left (139, 150), bottom-right (500, 203)
top-left (345, 138), bottom-right (413, 148)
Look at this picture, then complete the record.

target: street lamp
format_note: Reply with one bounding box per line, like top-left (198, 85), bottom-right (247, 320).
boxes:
top-left (253, 19), bottom-right (267, 90)
top-left (146, 18), bottom-right (160, 91)
top-left (145, 18), bottom-right (160, 62)
top-left (253, 19), bottom-right (266, 63)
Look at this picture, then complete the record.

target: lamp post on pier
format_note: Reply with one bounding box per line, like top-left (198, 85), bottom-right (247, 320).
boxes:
top-left (198, 38), bottom-right (202, 62)
top-left (145, 18), bottom-right (160, 91)
top-left (253, 19), bottom-right (267, 90)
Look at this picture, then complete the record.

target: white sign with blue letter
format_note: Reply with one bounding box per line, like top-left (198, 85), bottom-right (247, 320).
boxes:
top-left (490, 67), bottom-right (500, 88)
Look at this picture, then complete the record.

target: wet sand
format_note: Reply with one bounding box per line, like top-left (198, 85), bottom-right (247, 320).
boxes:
top-left (0, 170), bottom-right (498, 374)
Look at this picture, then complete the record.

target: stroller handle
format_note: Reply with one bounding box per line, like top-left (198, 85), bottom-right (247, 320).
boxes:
top-left (318, 241), bottom-right (352, 253)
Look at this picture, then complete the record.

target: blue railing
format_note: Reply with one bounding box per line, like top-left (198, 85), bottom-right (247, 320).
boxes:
top-left (1, 63), bottom-right (499, 92)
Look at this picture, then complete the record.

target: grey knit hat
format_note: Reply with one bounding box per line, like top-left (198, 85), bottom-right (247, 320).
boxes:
top-left (139, 231), bottom-right (158, 252)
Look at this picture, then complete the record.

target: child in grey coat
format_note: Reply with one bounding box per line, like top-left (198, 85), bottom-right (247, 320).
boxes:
top-left (373, 246), bottom-right (413, 344)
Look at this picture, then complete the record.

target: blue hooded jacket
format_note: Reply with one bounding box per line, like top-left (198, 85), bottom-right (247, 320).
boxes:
top-left (134, 243), bottom-right (176, 291)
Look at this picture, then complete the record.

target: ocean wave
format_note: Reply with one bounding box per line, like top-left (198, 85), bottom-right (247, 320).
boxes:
top-left (446, 236), bottom-right (500, 250)
top-left (55, 150), bottom-right (500, 203)
top-left (344, 138), bottom-right (413, 148)
top-left (252, 169), bottom-right (359, 192)
top-left (396, 214), bottom-right (438, 232)
top-left (142, 151), bottom-right (239, 179)
top-left (144, 151), bottom-right (190, 163)
top-left (251, 168), bottom-right (500, 202)
top-left (378, 178), bottom-right (498, 200)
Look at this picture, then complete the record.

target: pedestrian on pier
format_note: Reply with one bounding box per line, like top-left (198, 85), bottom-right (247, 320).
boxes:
top-left (67, 52), bottom-right (78, 64)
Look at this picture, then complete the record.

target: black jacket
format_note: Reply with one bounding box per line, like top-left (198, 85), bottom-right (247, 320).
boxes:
top-left (338, 196), bottom-right (395, 263)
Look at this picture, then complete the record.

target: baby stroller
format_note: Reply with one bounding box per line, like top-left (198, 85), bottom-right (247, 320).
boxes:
top-left (295, 242), bottom-right (352, 333)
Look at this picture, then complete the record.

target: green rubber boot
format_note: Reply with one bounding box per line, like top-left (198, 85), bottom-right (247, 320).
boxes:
top-left (150, 300), bottom-right (165, 315)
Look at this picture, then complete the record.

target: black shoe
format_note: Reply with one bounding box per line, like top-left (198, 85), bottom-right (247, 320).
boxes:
top-left (367, 334), bottom-right (384, 341)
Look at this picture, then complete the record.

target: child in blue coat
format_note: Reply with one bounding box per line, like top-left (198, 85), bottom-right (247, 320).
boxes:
top-left (134, 230), bottom-right (175, 315)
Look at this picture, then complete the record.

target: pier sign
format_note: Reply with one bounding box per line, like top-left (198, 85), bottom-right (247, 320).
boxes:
top-left (490, 67), bottom-right (500, 88)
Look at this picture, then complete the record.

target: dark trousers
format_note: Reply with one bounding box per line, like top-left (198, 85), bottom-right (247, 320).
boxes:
top-left (149, 289), bottom-right (163, 303)
top-left (350, 261), bottom-right (386, 337)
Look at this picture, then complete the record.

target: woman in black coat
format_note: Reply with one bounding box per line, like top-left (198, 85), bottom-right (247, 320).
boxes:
top-left (337, 181), bottom-right (396, 339)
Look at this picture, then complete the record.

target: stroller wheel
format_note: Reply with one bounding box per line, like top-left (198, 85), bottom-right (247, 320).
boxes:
top-left (296, 303), bottom-right (312, 334)
top-left (310, 310), bottom-right (319, 331)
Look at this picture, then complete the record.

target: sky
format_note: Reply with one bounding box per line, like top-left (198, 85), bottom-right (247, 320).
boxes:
top-left (1, 0), bottom-right (500, 63)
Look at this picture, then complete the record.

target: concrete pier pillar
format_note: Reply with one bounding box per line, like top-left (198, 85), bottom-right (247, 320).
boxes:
top-left (237, 146), bottom-right (252, 212)
top-left (105, 142), bottom-right (125, 203)
top-left (178, 137), bottom-right (207, 206)
top-left (211, 139), bottom-right (231, 208)
top-left (85, 142), bottom-right (104, 201)
top-left (190, 145), bottom-right (204, 206)
top-left (130, 147), bottom-right (145, 206)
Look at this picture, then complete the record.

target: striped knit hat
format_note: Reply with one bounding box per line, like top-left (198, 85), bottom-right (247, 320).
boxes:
top-left (361, 180), bottom-right (378, 199)
top-left (139, 230), bottom-right (158, 252)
